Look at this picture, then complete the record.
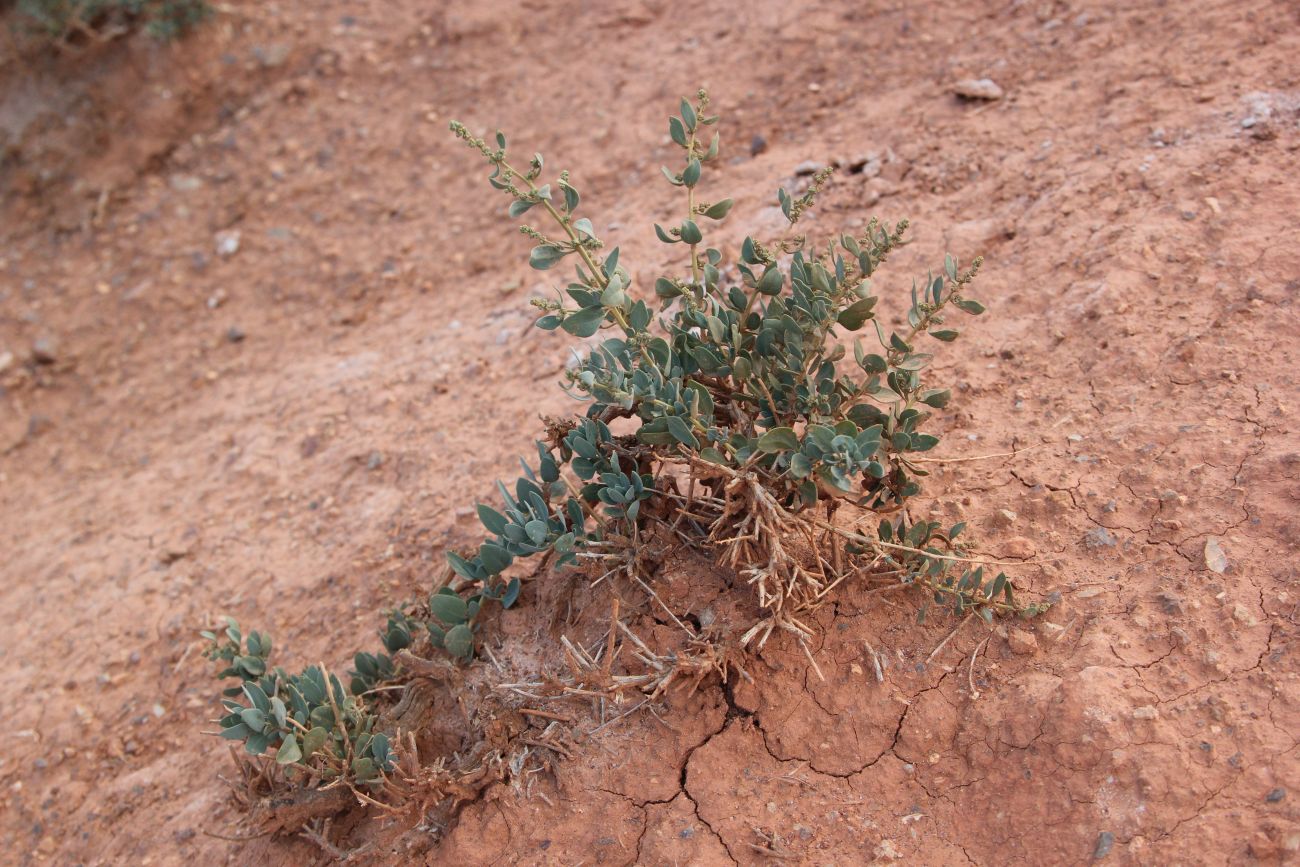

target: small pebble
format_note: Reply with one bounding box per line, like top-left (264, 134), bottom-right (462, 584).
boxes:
top-left (1084, 527), bottom-right (1117, 549)
top-left (215, 230), bottom-right (241, 257)
top-left (1266, 788), bottom-right (1285, 803)
top-left (1156, 592), bottom-right (1183, 615)
top-left (226, 326), bottom-right (246, 343)
top-left (749, 134), bottom-right (768, 157)
top-left (1094, 831), bottom-right (1114, 859)
top-left (1204, 538), bottom-right (1228, 574)
top-left (952, 78), bottom-right (1004, 100)
top-left (31, 336), bottom-right (58, 365)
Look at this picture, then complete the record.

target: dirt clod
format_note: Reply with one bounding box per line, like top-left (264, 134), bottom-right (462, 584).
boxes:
top-left (997, 536), bottom-right (1036, 559)
top-left (1008, 628), bottom-right (1038, 656)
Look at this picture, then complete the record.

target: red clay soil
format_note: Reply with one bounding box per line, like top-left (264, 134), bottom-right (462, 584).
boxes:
top-left (2, 0), bottom-right (1298, 864)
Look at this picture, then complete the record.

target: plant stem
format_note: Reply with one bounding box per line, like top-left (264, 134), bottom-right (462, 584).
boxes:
top-left (499, 158), bottom-right (610, 289)
top-left (686, 127), bottom-right (700, 289)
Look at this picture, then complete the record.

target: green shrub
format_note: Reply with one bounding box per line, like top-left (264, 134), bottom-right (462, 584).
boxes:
top-left (15, 0), bottom-right (209, 43)
top-left (202, 89), bottom-right (1046, 805)
top-left (202, 619), bottom-right (395, 785)
top-left (444, 88), bottom-right (1046, 649)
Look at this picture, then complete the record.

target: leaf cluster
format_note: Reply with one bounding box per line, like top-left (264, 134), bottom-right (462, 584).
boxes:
top-left (440, 89), bottom-right (1043, 657)
top-left (202, 619), bottom-right (396, 784)
top-left (15, 0), bottom-right (210, 43)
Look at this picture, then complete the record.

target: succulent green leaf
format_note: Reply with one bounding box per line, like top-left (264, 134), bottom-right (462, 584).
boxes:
top-left (665, 415), bottom-right (699, 448)
top-left (478, 542), bottom-right (513, 576)
top-left (682, 158), bottom-right (702, 188)
top-left (447, 551), bottom-right (481, 581)
top-left (654, 223), bottom-right (680, 244)
top-left (561, 306), bottom-right (606, 337)
top-left (477, 504), bottom-right (508, 535)
top-left (562, 184), bottom-right (580, 212)
top-left (502, 577), bottom-right (522, 609)
top-left (302, 726), bottom-right (327, 757)
top-left (837, 298), bottom-right (876, 331)
top-left (758, 265), bottom-right (783, 295)
top-left (703, 199), bottom-right (734, 220)
top-left (756, 427), bottom-right (799, 453)
top-left (529, 244), bottom-right (567, 270)
top-left (699, 447), bottom-right (728, 465)
top-left (919, 389), bottom-right (951, 408)
top-left (219, 722), bottom-right (251, 740)
top-left (525, 519), bottom-right (548, 545)
top-left (668, 116), bottom-right (687, 147)
top-left (276, 736), bottom-right (302, 765)
top-left (444, 624), bottom-right (474, 659)
top-left (429, 593), bottom-right (469, 625)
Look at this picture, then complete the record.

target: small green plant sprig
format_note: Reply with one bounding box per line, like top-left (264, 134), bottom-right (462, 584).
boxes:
top-left (444, 90), bottom-right (1045, 649)
top-left (202, 619), bottom-right (396, 786)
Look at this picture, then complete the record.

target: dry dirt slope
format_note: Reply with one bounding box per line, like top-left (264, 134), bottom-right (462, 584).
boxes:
top-left (0, 0), bottom-right (1297, 864)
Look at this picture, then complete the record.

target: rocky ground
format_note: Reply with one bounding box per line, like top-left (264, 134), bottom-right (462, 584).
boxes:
top-left (1, 0), bottom-right (1297, 863)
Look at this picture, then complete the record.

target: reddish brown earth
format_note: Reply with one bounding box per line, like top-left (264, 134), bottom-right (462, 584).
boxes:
top-left (2, 0), bottom-right (1298, 864)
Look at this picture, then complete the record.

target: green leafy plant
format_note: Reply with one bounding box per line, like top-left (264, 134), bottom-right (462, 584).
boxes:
top-left (445, 89), bottom-right (1047, 650)
top-left (196, 91), bottom-right (1049, 843)
top-left (202, 619), bottom-right (396, 786)
top-left (15, 0), bottom-right (210, 44)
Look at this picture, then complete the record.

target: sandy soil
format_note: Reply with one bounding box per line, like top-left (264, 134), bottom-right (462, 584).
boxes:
top-left (1, 0), bottom-right (1297, 863)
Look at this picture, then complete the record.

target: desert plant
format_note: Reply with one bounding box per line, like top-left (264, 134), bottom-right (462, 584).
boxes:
top-left (198, 91), bottom-right (1048, 843)
top-left (15, 0), bottom-right (209, 44)
top-left (445, 89), bottom-right (1047, 651)
top-left (202, 619), bottom-right (396, 787)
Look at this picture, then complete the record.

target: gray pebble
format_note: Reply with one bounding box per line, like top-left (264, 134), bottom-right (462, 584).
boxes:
top-left (1084, 527), bottom-right (1118, 549)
